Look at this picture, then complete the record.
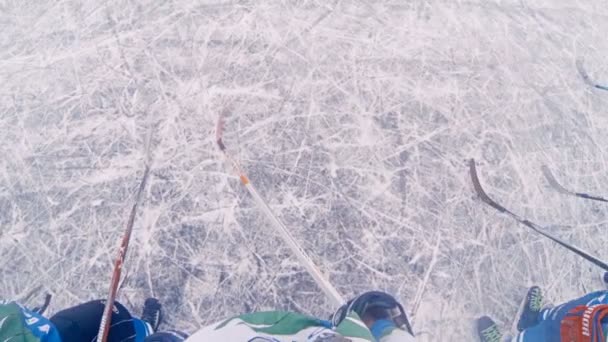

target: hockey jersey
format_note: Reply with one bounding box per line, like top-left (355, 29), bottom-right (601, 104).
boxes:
top-left (0, 301), bottom-right (62, 342)
top-left (184, 310), bottom-right (415, 341)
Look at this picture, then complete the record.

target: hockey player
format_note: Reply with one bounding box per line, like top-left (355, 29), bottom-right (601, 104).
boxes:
top-left (2, 291), bottom-right (414, 341)
top-left (0, 296), bottom-right (185, 342)
top-left (185, 290), bottom-right (415, 341)
top-left (477, 286), bottom-right (608, 342)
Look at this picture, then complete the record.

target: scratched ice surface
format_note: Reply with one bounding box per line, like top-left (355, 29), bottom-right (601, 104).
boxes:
top-left (1, 1), bottom-right (608, 340)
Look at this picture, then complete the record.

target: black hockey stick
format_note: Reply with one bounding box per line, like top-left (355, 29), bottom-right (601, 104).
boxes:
top-left (469, 159), bottom-right (608, 271)
top-left (541, 165), bottom-right (608, 203)
top-left (32, 293), bottom-right (52, 315)
top-left (576, 59), bottom-right (608, 91)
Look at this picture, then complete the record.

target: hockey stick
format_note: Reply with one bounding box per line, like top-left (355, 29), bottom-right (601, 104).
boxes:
top-left (32, 293), bottom-right (52, 315)
top-left (97, 165), bottom-right (151, 342)
top-left (469, 159), bottom-right (608, 271)
top-left (215, 112), bottom-right (345, 308)
top-left (541, 165), bottom-right (608, 203)
top-left (576, 59), bottom-right (608, 91)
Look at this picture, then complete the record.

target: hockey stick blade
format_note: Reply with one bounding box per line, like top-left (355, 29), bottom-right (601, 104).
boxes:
top-left (216, 110), bottom-right (227, 151)
top-left (541, 165), bottom-right (574, 196)
top-left (469, 159), bottom-right (509, 213)
top-left (469, 159), bottom-right (608, 271)
top-left (576, 59), bottom-right (608, 91)
top-left (541, 165), bottom-right (608, 203)
top-left (32, 293), bottom-right (52, 315)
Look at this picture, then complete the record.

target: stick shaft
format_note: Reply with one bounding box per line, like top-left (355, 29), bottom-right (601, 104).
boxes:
top-left (97, 166), bottom-right (151, 342)
top-left (216, 115), bottom-right (344, 307)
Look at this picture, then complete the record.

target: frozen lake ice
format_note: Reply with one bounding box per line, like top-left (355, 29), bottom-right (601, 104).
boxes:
top-left (1, 1), bottom-right (607, 340)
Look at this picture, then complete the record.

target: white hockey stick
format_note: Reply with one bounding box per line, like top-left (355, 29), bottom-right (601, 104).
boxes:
top-left (215, 112), bottom-right (345, 308)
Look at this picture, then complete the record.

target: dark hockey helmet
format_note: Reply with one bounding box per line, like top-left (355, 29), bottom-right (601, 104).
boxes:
top-left (331, 291), bottom-right (413, 335)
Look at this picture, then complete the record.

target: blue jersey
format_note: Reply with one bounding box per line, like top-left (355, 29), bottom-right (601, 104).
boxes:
top-left (516, 291), bottom-right (608, 342)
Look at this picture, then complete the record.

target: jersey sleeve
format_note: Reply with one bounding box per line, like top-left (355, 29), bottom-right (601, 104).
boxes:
top-left (0, 302), bottom-right (62, 342)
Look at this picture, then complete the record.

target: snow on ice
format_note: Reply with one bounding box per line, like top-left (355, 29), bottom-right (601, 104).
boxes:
top-left (1, 1), bottom-right (608, 340)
